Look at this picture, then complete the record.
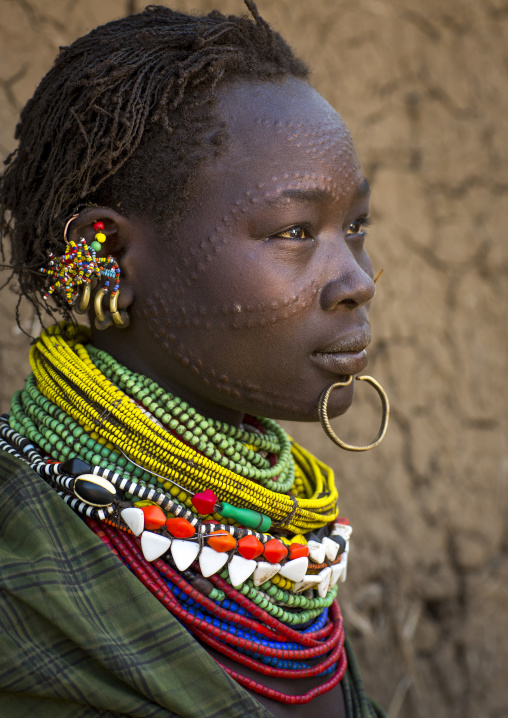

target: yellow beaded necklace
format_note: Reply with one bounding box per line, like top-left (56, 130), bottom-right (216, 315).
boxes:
top-left (30, 322), bottom-right (339, 533)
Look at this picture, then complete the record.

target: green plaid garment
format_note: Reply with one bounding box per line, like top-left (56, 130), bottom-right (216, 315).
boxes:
top-left (0, 449), bottom-right (386, 718)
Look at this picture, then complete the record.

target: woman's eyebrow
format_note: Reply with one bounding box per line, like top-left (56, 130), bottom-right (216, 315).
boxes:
top-left (354, 178), bottom-right (371, 199)
top-left (265, 180), bottom-right (370, 208)
top-left (266, 188), bottom-right (332, 207)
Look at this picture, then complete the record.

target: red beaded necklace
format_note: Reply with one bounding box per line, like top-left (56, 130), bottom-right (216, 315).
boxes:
top-left (88, 520), bottom-right (347, 704)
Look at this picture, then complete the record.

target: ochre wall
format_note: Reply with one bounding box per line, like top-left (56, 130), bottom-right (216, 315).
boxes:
top-left (1, 1), bottom-right (507, 716)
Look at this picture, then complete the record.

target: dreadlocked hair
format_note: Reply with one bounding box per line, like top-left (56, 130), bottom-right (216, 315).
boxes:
top-left (0, 1), bottom-right (308, 323)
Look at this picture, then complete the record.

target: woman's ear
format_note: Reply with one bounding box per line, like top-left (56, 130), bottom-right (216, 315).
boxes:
top-left (67, 207), bottom-right (134, 311)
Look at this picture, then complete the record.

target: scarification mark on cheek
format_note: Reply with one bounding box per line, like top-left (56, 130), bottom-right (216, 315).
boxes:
top-left (139, 298), bottom-right (312, 414)
top-left (152, 279), bottom-right (319, 329)
top-left (136, 116), bottom-right (362, 417)
top-left (157, 123), bottom-right (359, 293)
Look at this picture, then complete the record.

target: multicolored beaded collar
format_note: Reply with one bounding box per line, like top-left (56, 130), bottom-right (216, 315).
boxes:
top-left (1, 321), bottom-right (354, 704)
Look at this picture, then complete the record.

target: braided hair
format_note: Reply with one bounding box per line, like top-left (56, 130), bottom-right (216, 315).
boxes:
top-left (0, 1), bottom-right (308, 323)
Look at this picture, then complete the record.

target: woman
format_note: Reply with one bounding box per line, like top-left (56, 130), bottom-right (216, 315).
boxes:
top-left (0, 3), bottom-right (388, 717)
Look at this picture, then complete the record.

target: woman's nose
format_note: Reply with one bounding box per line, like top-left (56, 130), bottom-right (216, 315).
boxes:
top-left (319, 252), bottom-right (376, 312)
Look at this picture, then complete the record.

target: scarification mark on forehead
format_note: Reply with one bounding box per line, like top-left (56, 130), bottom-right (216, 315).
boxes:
top-left (252, 116), bottom-right (358, 163)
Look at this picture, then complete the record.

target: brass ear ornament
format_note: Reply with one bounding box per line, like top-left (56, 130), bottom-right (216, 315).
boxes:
top-left (318, 375), bottom-right (390, 451)
top-left (94, 286), bottom-right (114, 330)
top-left (110, 291), bottom-right (130, 328)
top-left (41, 217), bottom-right (129, 330)
top-left (73, 282), bottom-right (91, 315)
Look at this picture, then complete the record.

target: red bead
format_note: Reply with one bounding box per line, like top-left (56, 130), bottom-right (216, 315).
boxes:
top-left (288, 543), bottom-right (309, 559)
top-left (93, 221), bottom-right (105, 231)
top-left (141, 504), bottom-right (166, 530)
top-left (335, 517), bottom-right (349, 525)
top-left (263, 538), bottom-right (288, 564)
top-left (191, 489), bottom-right (218, 515)
top-left (166, 517), bottom-right (196, 538)
top-left (207, 530), bottom-right (237, 552)
top-left (237, 535), bottom-right (264, 560)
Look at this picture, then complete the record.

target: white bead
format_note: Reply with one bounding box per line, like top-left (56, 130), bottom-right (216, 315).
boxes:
top-left (293, 574), bottom-right (323, 593)
top-left (307, 540), bottom-right (326, 564)
top-left (199, 546), bottom-right (229, 577)
top-left (278, 557), bottom-right (309, 583)
top-left (339, 550), bottom-right (348, 582)
top-left (317, 567), bottom-right (332, 598)
top-left (252, 561), bottom-right (281, 586)
top-left (121, 507), bottom-right (145, 536)
top-left (331, 524), bottom-right (353, 541)
top-left (140, 531), bottom-right (171, 562)
top-left (171, 539), bottom-right (200, 571)
top-left (329, 561), bottom-right (346, 588)
top-left (228, 555), bottom-right (256, 587)
top-left (322, 537), bottom-right (340, 562)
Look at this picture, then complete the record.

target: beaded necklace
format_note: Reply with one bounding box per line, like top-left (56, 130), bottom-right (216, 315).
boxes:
top-left (23, 322), bottom-right (339, 533)
top-left (2, 321), bottom-right (354, 704)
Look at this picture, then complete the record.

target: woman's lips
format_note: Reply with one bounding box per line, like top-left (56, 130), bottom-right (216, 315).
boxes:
top-left (310, 349), bottom-right (368, 376)
top-left (311, 328), bottom-right (371, 376)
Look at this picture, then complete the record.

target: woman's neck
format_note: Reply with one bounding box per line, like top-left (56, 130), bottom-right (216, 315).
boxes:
top-left (90, 330), bottom-right (245, 427)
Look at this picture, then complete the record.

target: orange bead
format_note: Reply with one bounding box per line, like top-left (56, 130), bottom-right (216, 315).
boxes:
top-left (238, 535), bottom-right (264, 560)
top-left (263, 538), bottom-right (288, 564)
top-left (141, 504), bottom-right (166, 531)
top-left (166, 517), bottom-right (196, 538)
top-left (207, 531), bottom-right (237, 553)
top-left (289, 543), bottom-right (309, 559)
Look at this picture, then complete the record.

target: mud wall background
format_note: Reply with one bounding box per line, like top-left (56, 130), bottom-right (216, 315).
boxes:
top-left (1, 1), bottom-right (508, 716)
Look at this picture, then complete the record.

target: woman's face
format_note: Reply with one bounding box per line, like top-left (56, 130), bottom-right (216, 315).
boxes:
top-left (127, 78), bottom-right (375, 424)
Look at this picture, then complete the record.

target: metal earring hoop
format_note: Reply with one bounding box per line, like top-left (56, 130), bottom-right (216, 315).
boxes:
top-left (110, 292), bottom-right (130, 328)
top-left (94, 286), bottom-right (113, 330)
top-left (73, 283), bottom-right (91, 315)
top-left (318, 375), bottom-right (390, 451)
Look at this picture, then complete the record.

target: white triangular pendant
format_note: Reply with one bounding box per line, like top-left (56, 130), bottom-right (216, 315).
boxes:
top-left (317, 566), bottom-right (332, 598)
top-left (307, 540), bottom-right (326, 565)
top-left (329, 561), bottom-right (345, 588)
top-left (199, 545), bottom-right (229, 577)
top-left (252, 561), bottom-right (281, 586)
top-left (140, 531), bottom-right (171, 562)
top-left (121, 507), bottom-right (145, 536)
top-left (322, 537), bottom-right (340, 562)
top-left (171, 539), bottom-right (200, 571)
top-left (228, 554), bottom-right (256, 587)
top-left (331, 524), bottom-right (352, 541)
top-left (293, 574), bottom-right (323, 593)
top-left (278, 557), bottom-right (309, 583)
top-left (339, 552), bottom-right (348, 582)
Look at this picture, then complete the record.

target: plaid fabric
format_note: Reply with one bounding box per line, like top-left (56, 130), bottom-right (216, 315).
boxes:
top-left (0, 449), bottom-right (386, 718)
top-left (342, 636), bottom-right (387, 718)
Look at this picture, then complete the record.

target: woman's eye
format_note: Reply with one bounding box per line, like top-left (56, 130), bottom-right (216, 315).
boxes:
top-left (346, 218), bottom-right (371, 237)
top-left (274, 226), bottom-right (312, 240)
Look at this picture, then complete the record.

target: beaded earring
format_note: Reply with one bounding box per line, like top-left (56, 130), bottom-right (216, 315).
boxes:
top-left (40, 217), bottom-right (129, 329)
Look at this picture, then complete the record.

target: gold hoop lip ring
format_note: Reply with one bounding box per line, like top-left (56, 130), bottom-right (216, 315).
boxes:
top-left (318, 375), bottom-right (390, 452)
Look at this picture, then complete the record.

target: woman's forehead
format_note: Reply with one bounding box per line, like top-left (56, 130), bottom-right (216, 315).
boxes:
top-left (216, 78), bottom-right (354, 151)
top-left (204, 78), bottom-right (362, 197)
